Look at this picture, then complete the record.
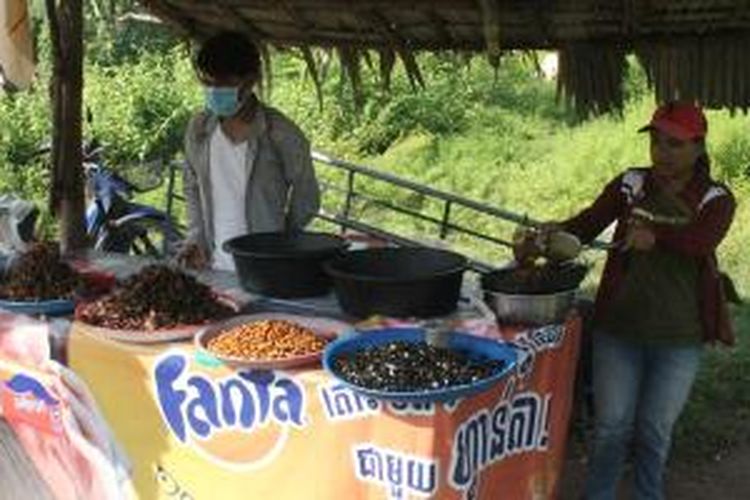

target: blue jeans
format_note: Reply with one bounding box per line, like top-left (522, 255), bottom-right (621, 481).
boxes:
top-left (584, 332), bottom-right (702, 500)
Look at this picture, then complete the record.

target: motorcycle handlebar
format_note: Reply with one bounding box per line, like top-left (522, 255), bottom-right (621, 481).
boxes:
top-left (35, 140), bottom-right (165, 195)
top-left (30, 140), bottom-right (103, 162)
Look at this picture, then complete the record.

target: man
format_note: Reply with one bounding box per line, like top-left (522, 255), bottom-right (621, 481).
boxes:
top-left (180, 32), bottom-right (320, 270)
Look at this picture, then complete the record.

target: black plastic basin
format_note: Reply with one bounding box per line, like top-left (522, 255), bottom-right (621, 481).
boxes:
top-left (223, 232), bottom-right (347, 298)
top-left (324, 247), bottom-right (467, 319)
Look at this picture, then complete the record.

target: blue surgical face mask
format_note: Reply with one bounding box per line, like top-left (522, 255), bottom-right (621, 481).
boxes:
top-left (204, 86), bottom-right (240, 117)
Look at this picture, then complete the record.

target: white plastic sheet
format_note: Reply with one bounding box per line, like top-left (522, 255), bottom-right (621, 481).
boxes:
top-left (0, 193), bottom-right (35, 254)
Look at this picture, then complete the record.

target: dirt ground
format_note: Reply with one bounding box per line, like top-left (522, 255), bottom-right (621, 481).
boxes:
top-left (558, 441), bottom-right (750, 499)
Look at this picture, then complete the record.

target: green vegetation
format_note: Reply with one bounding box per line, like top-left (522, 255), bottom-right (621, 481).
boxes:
top-left (1, 13), bottom-right (748, 461)
top-left (677, 305), bottom-right (750, 461)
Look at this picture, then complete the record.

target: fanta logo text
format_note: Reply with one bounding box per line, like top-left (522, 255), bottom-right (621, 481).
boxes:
top-left (154, 353), bottom-right (306, 444)
top-left (6, 374), bottom-right (59, 405)
top-left (353, 444), bottom-right (437, 499)
top-left (319, 383), bottom-right (381, 421)
top-left (449, 391), bottom-right (551, 489)
top-left (2, 373), bottom-right (63, 435)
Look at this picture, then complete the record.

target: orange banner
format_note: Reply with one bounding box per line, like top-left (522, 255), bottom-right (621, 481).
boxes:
top-left (68, 315), bottom-right (580, 500)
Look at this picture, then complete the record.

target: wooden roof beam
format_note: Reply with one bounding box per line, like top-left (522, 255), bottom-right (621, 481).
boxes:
top-left (142, 0), bottom-right (202, 38)
top-left (214, 1), bottom-right (269, 39)
top-left (426, 10), bottom-right (455, 48)
top-left (363, 9), bottom-right (424, 88)
top-left (279, 0), bottom-right (325, 107)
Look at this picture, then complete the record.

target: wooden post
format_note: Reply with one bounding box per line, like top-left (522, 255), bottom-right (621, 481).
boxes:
top-left (46, 0), bottom-right (86, 252)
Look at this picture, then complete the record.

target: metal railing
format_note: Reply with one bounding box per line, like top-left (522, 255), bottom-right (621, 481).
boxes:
top-left (165, 151), bottom-right (544, 272)
top-left (311, 150), bottom-right (540, 272)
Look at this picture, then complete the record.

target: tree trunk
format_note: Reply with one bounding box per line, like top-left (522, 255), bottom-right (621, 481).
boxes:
top-left (46, 0), bottom-right (86, 252)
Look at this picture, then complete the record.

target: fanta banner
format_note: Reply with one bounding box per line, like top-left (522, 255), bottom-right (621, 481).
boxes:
top-left (68, 315), bottom-right (581, 500)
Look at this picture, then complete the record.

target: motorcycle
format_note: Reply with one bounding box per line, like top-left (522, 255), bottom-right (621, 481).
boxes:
top-left (27, 138), bottom-right (182, 258)
top-left (81, 140), bottom-right (182, 257)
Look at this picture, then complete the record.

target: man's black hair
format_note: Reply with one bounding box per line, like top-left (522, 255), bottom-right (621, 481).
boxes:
top-left (195, 31), bottom-right (261, 80)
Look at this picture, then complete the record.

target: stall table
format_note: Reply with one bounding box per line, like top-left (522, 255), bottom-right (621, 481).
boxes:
top-left (69, 313), bottom-right (580, 500)
top-left (65, 253), bottom-right (581, 499)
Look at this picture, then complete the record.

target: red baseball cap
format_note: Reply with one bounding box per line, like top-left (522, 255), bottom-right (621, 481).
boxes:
top-left (638, 102), bottom-right (707, 140)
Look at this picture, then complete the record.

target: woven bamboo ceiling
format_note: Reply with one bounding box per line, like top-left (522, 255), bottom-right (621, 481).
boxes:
top-left (141, 0), bottom-right (750, 113)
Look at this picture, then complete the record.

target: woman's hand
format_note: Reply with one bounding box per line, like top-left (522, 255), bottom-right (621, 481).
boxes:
top-left (512, 223), bottom-right (567, 264)
top-left (512, 227), bottom-right (542, 265)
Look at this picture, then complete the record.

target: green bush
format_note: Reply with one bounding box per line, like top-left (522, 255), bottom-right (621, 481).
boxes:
top-left (0, 85), bottom-right (52, 208)
top-left (84, 48), bottom-right (200, 165)
top-left (0, 23), bottom-right (197, 235)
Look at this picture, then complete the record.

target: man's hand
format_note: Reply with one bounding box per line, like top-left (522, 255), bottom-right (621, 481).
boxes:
top-left (175, 242), bottom-right (209, 270)
top-left (624, 218), bottom-right (656, 251)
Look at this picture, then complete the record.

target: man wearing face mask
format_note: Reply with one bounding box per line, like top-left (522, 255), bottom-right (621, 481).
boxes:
top-left (179, 31), bottom-right (320, 270)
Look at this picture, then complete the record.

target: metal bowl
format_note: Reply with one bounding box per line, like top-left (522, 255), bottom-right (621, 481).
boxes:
top-left (483, 289), bottom-right (577, 325)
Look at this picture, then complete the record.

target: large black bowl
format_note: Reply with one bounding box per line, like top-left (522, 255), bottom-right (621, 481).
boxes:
top-left (223, 232), bottom-right (347, 298)
top-left (481, 261), bottom-right (589, 295)
top-left (324, 247), bottom-right (467, 319)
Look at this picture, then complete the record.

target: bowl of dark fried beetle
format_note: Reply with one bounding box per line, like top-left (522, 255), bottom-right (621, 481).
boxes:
top-left (481, 261), bottom-right (589, 325)
top-left (322, 328), bottom-right (517, 402)
top-left (75, 264), bottom-right (238, 343)
top-left (0, 241), bottom-right (114, 316)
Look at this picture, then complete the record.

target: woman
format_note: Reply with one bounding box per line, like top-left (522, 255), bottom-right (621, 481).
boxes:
top-left (525, 102), bottom-right (735, 499)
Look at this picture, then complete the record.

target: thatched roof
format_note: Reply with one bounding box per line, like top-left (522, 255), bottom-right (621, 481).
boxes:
top-left (140, 0), bottom-right (750, 113)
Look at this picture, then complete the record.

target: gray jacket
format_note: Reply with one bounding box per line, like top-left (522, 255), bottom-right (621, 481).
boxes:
top-left (183, 103), bottom-right (320, 255)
